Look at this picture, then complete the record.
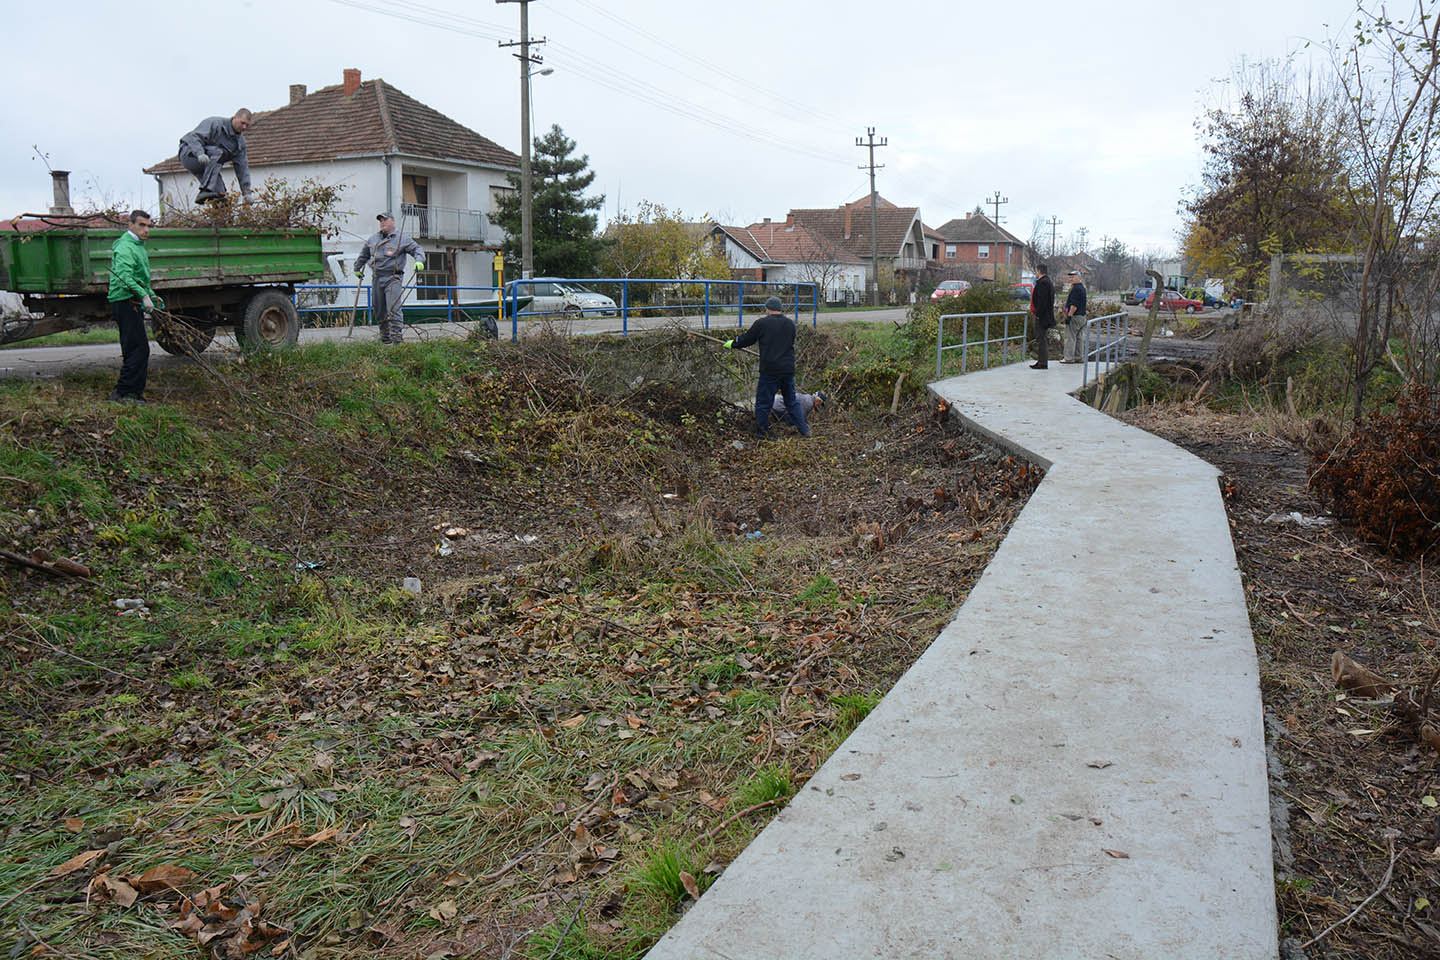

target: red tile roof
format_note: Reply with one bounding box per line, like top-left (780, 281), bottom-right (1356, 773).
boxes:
top-left (934, 213), bottom-right (1024, 246)
top-left (790, 195), bottom-right (921, 261)
top-left (144, 79), bottom-right (520, 175)
top-left (1, 214), bottom-right (122, 232)
top-left (738, 220), bottom-right (864, 264)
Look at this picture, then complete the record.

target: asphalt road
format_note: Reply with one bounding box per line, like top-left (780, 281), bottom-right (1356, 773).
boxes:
top-left (0, 307), bottom-right (913, 380)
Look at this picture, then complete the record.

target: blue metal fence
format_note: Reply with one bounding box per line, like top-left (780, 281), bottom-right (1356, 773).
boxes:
top-left (294, 278), bottom-right (821, 342)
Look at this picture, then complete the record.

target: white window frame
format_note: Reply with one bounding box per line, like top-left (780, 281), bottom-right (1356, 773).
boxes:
top-left (945, 243), bottom-right (957, 259)
top-left (978, 244), bottom-right (990, 260)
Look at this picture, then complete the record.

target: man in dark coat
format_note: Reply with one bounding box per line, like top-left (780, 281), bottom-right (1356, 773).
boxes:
top-left (1029, 263), bottom-right (1055, 369)
top-left (725, 296), bottom-right (810, 438)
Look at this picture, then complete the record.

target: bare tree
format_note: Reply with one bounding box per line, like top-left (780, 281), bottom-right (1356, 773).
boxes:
top-left (789, 229), bottom-right (860, 304)
top-left (1331, 1), bottom-right (1440, 416)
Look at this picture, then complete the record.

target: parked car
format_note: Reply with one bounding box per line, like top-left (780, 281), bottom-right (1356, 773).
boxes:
top-left (1123, 286), bottom-right (1153, 306)
top-left (930, 279), bottom-right (971, 301)
top-left (505, 278), bottom-right (618, 316)
top-left (1011, 281), bottom-right (1034, 300)
top-left (1142, 288), bottom-right (1205, 313)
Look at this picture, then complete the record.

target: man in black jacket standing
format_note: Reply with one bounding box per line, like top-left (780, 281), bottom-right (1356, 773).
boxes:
top-left (726, 296), bottom-right (810, 438)
top-left (1061, 269), bottom-right (1087, 363)
top-left (1029, 263), bottom-right (1055, 369)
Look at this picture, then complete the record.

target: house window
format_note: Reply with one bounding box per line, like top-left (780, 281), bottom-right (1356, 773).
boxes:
top-left (945, 244), bottom-right (957, 259)
top-left (978, 244), bottom-right (990, 259)
top-left (489, 185), bottom-right (516, 211)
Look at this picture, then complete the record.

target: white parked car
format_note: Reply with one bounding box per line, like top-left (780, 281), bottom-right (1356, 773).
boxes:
top-left (506, 278), bottom-right (617, 316)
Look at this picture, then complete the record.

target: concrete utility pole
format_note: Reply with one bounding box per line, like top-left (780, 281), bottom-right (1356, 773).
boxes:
top-left (855, 127), bottom-right (887, 306)
top-left (1075, 226), bottom-right (1089, 253)
top-left (498, 0), bottom-right (546, 280)
top-left (1048, 215), bottom-right (1063, 257)
top-left (987, 190), bottom-right (1008, 225)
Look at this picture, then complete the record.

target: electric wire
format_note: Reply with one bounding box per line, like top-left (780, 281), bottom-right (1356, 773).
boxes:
top-left (549, 0), bottom-right (853, 134)
top-left (325, 0), bottom-right (852, 168)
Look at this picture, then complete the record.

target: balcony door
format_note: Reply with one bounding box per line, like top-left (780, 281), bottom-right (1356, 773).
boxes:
top-left (402, 175), bottom-right (431, 238)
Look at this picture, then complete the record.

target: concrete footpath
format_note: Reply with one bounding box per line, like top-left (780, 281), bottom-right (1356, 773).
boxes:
top-left (646, 361), bottom-right (1276, 959)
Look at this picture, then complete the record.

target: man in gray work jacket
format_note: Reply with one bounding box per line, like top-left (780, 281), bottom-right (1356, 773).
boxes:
top-left (178, 110), bottom-right (253, 203)
top-left (353, 213), bottom-right (425, 344)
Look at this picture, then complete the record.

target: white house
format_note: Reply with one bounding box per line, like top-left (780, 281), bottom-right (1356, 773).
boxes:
top-left (711, 219), bottom-right (866, 303)
top-left (144, 69), bottom-right (520, 299)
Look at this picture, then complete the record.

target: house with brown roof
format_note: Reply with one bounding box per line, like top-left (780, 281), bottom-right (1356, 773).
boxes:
top-left (788, 195), bottom-right (929, 294)
top-left (931, 212), bottom-right (1026, 281)
top-left (144, 69), bottom-right (520, 292)
top-left (710, 217), bottom-right (866, 303)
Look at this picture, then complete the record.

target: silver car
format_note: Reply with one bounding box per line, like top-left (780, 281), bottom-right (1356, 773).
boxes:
top-left (509, 278), bottom-right (617, 317)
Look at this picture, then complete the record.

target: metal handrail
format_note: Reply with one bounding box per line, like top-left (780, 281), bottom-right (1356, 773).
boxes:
top-left (935, 310), bottom-right (1030, 378)
top-left (295, 278), bottom-right (822, 341)
top-left (294, 283), bottom-right (506, 326)
top-left (501, 277), bottom-right (819, 342)
top-left (1080, 311), bottom-right (1129, 388)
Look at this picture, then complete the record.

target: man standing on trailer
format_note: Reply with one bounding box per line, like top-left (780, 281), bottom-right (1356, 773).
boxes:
top-left (353, 212), bottom-right (424, 344)
top-left (106, 210), bottom-right (164, 404)
top-left (178, 110), bottom-right (254, 204)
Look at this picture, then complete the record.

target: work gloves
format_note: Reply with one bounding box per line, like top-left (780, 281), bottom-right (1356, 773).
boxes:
top-left (354, 267), bottom-right (365, 284)
top-left (723, 339), bottom-right (734, 348)
top-left (141, 295), bottom-right (154, 314)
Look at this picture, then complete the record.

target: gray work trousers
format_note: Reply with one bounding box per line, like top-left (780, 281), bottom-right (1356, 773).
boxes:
top-left (372, 274), bottom-right (405, 342)
top-left (1061, 314), bottom-right (1086, 362)
top-left (179, 147), bottom-right (227, 198)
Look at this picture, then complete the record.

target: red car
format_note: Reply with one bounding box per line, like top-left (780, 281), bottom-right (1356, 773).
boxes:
top-left (930, 279), bottom-right (971, 301)
top-left (1143, 289), bottom-right (1204, 313)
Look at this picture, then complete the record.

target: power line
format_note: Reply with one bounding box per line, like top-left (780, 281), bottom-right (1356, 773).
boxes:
top-left (987, 190), bottom-right (1008, 225)
top-left (328, 0), bottom-right (851, 169)
top-left (566, 0), bottom-right (854, 131)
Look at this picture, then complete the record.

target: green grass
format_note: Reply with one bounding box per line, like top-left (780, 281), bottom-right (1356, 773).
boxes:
top-left (0, 325), bottom-right (122, 348)
top-left (735, 763), bottom-right (795, 807)
top-left (832, 691), bottom-right (882, 738)
top-left (631, 842), bottom-right (713, 907)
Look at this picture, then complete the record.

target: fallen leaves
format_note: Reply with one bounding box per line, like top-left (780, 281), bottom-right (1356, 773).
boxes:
top-left (48, 849), bottom-right (105, 878)
top-left (679, 870), bottom-right (701, 899)
top-left (1102, 848), bottom-right (1130, 859)
top-left (132, 864), bottom-right (198, 893)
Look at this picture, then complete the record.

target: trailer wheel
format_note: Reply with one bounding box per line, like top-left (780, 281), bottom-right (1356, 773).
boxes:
top-left (238, 290), bottom-right (301, 350)
top-left (152, 315), bottom-right (216, 357)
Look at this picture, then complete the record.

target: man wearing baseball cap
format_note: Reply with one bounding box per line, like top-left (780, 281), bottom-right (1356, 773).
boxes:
top-left (724, 295), bottom-right (810, 438)
top-left (353, 213), bottom-right (424, 344)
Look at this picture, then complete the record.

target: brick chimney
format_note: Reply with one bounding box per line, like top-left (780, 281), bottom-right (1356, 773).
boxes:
top-left (343, 68), bottom-right (361, 97)
top-left (289, 84), bottom-right (307, 105)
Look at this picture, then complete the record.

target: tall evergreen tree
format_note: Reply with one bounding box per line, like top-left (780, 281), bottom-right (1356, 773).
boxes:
top-left (494, 125), bottom-right (605, 277)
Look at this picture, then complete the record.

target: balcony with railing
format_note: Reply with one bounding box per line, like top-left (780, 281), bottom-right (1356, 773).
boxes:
top-left (400, 203), bottom-right (489, 243)
top-left (893, 255), bottom-right (928, 271)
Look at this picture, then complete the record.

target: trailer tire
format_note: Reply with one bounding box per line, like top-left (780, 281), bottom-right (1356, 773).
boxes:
top-left (152, 315), bottom-right (216, 357)
top-left (238, 290), bottom-right (301, 350)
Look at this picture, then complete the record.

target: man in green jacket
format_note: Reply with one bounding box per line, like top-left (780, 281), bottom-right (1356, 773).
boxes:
top-left (107, 210), bottom-right (164, 403)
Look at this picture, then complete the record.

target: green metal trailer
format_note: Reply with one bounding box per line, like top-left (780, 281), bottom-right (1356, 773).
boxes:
top-left (0, 226), bottom-right (325, 354)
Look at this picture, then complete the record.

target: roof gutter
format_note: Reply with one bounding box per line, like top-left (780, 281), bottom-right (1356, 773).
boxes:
top-left (384, 154), bottom-right (393, 219)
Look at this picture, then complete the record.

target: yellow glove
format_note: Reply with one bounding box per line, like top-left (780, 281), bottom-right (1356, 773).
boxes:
top-left (723, 339), bottom-right (734, 348)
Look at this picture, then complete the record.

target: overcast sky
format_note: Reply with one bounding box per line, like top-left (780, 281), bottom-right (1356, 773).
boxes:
top-left (4, 0), bottom-right (1363, 254)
